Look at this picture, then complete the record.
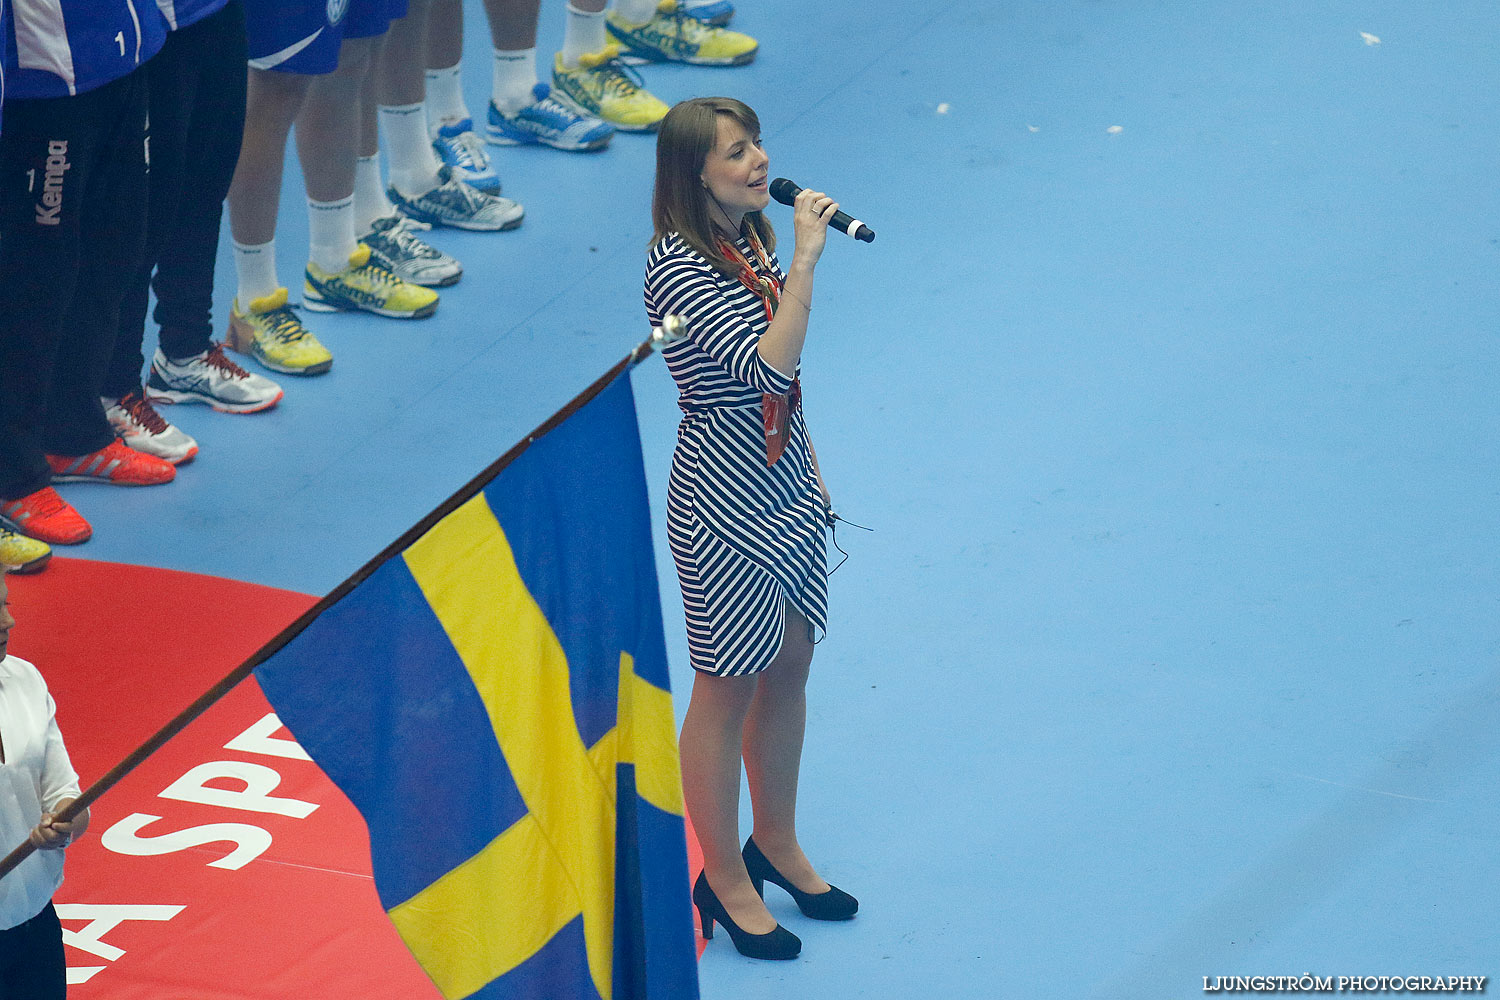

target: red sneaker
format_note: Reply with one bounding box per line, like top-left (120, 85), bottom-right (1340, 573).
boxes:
top-left (0, 487), bottom-right (92, 544)
top-left (47, 439), bottom-right (175, 485)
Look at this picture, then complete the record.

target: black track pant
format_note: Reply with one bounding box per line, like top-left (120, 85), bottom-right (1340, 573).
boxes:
top-left (103, 1), bottom-right (249, 398)
top-left (0, 68), bottom-right (150, 500)
top-left (0, 903), bottom-right (65, 1000)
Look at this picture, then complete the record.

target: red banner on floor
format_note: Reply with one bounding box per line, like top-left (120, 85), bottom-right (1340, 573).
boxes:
top-left (7, 558), bottom-right (443, 998)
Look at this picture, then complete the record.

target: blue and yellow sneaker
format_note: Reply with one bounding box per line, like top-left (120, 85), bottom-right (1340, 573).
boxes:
top-left (227, 288), bottom-right (334, 376)
top-left (551, 47), bottom-right (669, 133)
top-left (430, 118), bottom-right (501, 193)
top-left (0, 529), bottom-right (51, 574)
top-left (304, 245), bottom-right (439, 319)
top-left (607, 0), bottom-right (757, 66)
top-left (486, 82), bottom-right (614, 152)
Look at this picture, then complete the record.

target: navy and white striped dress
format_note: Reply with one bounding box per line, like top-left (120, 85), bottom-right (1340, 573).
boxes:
top-left (646, 231), bottom-right (828, 677)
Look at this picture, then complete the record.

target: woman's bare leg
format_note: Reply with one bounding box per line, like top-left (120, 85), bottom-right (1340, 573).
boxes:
top-left (743, 602), bottom-right (831, 894)
top-left (679, 666), bottom-right (774, 933)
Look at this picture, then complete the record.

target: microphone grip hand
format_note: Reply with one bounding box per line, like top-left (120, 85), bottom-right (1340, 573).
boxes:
top-left (790, 188), bottom-right (838, 267)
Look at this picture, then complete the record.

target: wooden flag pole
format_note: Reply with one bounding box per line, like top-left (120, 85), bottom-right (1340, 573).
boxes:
top-left (0, 317), bottom-right (689, 881)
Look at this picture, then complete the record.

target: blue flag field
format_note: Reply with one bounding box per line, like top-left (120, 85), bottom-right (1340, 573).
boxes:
top-left (255, 371), bottom-right (700, 1000)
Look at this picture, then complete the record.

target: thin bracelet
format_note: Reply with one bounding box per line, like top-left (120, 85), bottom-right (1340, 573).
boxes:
top-left (782, 287), bottom-right (811, 312)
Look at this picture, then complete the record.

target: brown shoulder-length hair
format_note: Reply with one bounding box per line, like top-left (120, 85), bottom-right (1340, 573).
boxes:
top-left (651, 97), bottom-right (776, 275)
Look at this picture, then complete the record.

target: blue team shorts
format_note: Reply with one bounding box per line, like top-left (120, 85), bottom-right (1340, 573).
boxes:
top-left (244, 0), bottom-right (409, 74)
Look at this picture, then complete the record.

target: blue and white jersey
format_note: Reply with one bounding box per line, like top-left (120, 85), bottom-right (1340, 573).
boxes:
top-left (3, 0), bottom-right (167, 98)
top-left (155, 0), bottom-right (227, 31)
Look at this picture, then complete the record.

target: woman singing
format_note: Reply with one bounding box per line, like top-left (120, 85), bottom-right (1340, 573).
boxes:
top-left (646, 97), bottom-right (858, 961)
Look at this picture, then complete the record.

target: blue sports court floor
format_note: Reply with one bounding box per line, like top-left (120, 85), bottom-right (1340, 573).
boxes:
top-left (67, 0), bottom-right (1500, 996)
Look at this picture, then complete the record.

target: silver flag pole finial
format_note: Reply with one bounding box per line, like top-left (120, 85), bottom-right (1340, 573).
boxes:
top-left (651, 314), bottom-right (689, 349)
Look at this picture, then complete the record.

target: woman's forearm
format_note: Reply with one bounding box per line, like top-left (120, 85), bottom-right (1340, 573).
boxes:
top-left (756, 259), bottom-right (816, 376)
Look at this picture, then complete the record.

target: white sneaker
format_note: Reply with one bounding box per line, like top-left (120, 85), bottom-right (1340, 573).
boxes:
top-left (103, 390), bottom-right (199, 465)
top-left (147, 343), bottom-right (285, 413)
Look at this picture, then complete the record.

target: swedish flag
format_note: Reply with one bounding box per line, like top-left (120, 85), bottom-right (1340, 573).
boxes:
top-left (256, 372), bottom-right (699, 1000)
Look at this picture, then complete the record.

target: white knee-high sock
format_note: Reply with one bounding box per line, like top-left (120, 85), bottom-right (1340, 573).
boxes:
top-left (307, 196), bottom-right (358, 275)
top-left (233, 239), bottom-right (280, 305)
top-left (492, 48), bottom-right (538, 113)
top-left (380, 102), bottom-right (443, 197)
top-left (562, 4), bottom-right (608, 68)
top-left (354, 154), bottom-right (394, 234)
top-left (425, 62), bottom-right (470, 127)
top-left (614, 0), bottom-right (659, 26)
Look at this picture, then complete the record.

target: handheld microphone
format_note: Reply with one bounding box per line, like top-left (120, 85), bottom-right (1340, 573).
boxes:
top-left (769, 178), bottom-right (875, 243)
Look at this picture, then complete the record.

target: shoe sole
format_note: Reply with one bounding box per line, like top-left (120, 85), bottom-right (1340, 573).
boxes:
top-left (2, 550), bottom-right (53, 574)
top-left (548, 88), bottom-right (664, 134)
top-left (251, 350), bottom-right (333, 377)
top-left (48, 474), bottom-right (173, 486)
top-left (485, 124), bottom-right (613, 152)
top-left (621, 50), bottom-right (756, 66)
top-left (391, 205), bottom-right (524, 233)
top-left (146, 386), bottom-right (285, 414)
top-left (303, 287), bottom-right (441, 319)
top-left (5, 528), bottom-right (86, 545)
top-left (596, 117), bottom-right (662, 134)
top-left (609, 40), bottom-right (757, 66)
top-left (404, 269), bottom-right (464, 288)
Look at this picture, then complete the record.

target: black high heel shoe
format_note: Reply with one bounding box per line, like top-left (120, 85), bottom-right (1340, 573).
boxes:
top-left (693, 871), bottom-right (801, 960)
top-left (743, 837), bottom-right (859, 921)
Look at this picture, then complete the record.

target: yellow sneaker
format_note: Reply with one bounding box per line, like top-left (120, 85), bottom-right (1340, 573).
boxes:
top-left (304, 244), bottom-right (439, 319)
top-left (0, 528), bottom-right (52, 574)
top-left (551, 47), bottom-right (669, 133)
top-left (607, 0), bottom-right (757, 65)
top-left (227, 288), bottom-right (334, 376)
